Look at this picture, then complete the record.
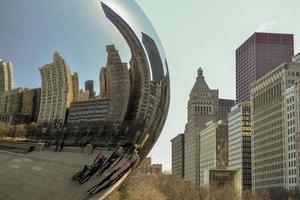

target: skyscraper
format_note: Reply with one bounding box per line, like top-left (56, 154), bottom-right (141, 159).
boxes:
top-left (228, 101), bottom-right (252, 190)
top-left (184, 68), bottom-right (218, 185)
top-left (284, 86), bottom-right (300, 192)
top-left (84, 80), bottom-right (95, 99)
top-left (100, 45), bottom-right (130, 123)
top-left (171, 133), bottom-right (185, 179)
top-left (38, 52), bottom-right (73, 124)
top-left (0, 60), bottom-right (15, 92)
top-left (218, 98), bottom-right (235, 122)
top-left (72, 73), bottom-right (79, 101)
top-left (251, 55), bottom-right (300, 192)
top-left (236, 32), bottom-right (294, 103)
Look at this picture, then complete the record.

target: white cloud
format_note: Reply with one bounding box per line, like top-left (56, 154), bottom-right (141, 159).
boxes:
top-left (256, 20), bottom-right (278, 32)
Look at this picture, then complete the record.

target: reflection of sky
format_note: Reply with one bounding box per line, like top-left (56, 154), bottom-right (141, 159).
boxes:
top-left (0, 0), bottom-right (136, 93)
top-left (0, 0), bottom-right (168, 92)
top-left (102, 0), bottom-right (168, 74)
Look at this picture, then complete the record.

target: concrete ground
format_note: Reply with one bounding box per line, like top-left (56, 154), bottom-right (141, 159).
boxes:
top-left (0, 148), bottom-right (126, 200)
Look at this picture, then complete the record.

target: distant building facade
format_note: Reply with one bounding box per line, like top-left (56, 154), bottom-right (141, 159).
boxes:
top-left (251, 55), bottom-right (300, 192)
top-left (151, 164), bottom-right (163, 175)
top-left (21, 88), bottom-right (41, 123)
top-left (100, 68), bottom-right (107, 98)
top-left (228, 101), bottom-right (252, 190)
top-left (67, 98), bottom-right (110, 123)
top-left (38, 52), bottom-right (73, 124)
top-left (0, 88), bottom-right (25, 124)
top-left (0, 60), bottom-right (15, 92)
top-left (72, 73), bottom-right (79, 101)
top-left (236, 32), bottom-right (294, 103)
top-left (218, 98), bottom-right (235, 122)
top-left (295, 79), bottom-right (300, 192)
top-left (77, 89), bottom-right (90, 102)
top-left (85, 80), bottom-right (95, 99)
top-left (184, 68), bottom-right (218, 185)
top-left (135, 157), bottom-right (163, 176)
top-left (284, 86), bottom-right (299, 191)
top-left (199, 121), bottom-right (228, 186)
top-left (171, 133), bottom-right (185, 179)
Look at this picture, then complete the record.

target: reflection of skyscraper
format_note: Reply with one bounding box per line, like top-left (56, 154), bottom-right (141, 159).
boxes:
top-left (0, 88), bottom-right (25, 125)
top-left (77, 89), bottom-right (90, 101)
top-left (100, 45), bottom-right (130, 123)
top-left (101, 2), bottom-right (170, 161)
top-left (85, 80), bottom-right (95, 99)
top-left (102, 3), bottom-right (150, 123)
top-left (38, 52), bottom-right (73, 124)
top-left (142, 33), bottom-right (164, 83)
top-left (21, 88), bottom-right (41, 123)
top-left (100, 68), bottom-right (107, 98)
top-left (0, 60), bottom-right (15, 92)
top-left (184, 68), bottom-right (218, 186)
top-left (68, 98), bottom-right (110, 123)
top-left (72, 73), bottom-right (79, 101)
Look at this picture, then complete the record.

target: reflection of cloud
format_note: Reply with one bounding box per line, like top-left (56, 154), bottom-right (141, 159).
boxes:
top-left (256, 20), bottom-right (278, 32)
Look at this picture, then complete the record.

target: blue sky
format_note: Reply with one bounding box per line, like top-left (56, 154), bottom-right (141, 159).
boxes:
top-left (137, 0), bottom-right (300, 170)
top-left (0, 0), bottom-right (130, 92)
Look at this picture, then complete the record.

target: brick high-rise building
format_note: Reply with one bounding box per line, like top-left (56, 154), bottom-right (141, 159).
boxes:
top-left (171, 133), bottom-right (185, 179)
top-left (236, 32), bottom-right (294, 103)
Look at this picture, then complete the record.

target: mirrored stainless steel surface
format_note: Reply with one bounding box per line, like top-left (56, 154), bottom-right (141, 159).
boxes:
top-left (0, 0), bottom-right (170, 199)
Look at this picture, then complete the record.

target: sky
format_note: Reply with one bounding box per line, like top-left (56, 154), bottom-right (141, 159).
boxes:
top-left (1, 0), bottom-right (300, 171)
top-left (136, 0), bottom-right (300, 170)
top-left (0, 0), bottom-right (166, 92)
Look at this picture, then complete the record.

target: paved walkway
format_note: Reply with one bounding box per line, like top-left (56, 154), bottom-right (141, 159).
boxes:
top-left (0, 149), bottom-right (124, 200)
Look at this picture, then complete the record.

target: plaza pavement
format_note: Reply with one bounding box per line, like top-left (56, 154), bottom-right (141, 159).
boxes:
top-left (0, 148), bottom-right (120, 200)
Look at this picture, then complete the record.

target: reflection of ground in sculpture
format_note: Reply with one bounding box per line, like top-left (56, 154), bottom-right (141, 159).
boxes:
top-left (72, 146), bottom-right (140, 199)
top-left (0, 147), bottom-right (136, 200)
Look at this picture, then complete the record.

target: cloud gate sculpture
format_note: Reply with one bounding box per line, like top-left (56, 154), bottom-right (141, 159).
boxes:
top-left (0, 0), bottom-right (170, 199)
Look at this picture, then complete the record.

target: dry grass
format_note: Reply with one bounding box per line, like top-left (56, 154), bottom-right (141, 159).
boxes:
top-left (105, 174), bottom-right (271, 200)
